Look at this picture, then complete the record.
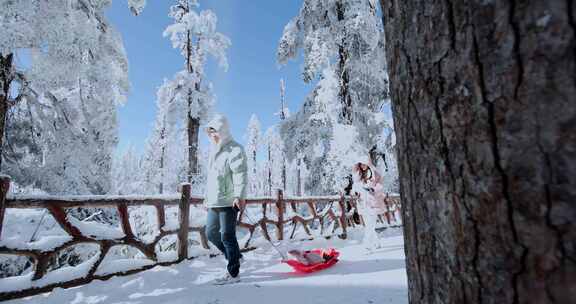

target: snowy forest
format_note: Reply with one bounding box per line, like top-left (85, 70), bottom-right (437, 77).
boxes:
top-left (0, 0), bottom-right (401, 299)
top-left (1, 0), bottom-right (574, 303)
top-left (1, 0), bottom-right (397, 198)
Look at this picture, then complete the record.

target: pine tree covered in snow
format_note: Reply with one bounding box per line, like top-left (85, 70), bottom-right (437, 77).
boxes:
top-left (277, 78), bottom-right (290, 120)
top-left (163, 0), bottom-right (231, 186)
top-left (277, 0), bottom-right (393, 194)
top-left (371, 122), bottom-right (399, 193)
top-left (139, 77), bottom-right (197, 195)
top-left (262, 127), bottom-right (286, 196)
top-left (111, 144), bottom-right (144, 195)
top-left (244, 114), bottom-right (261, 196)
top-left (139, 88), bottom-right (171, 195)
top-left (0, 0), bottom-right (145, 278)
top-left (1, 0), bottom-right (136, 195)
top-left (128, 0), bottom-right (147, 15)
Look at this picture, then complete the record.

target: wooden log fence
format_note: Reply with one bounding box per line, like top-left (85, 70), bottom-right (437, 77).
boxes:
top-left (0, 176), bottom-right (401, 301)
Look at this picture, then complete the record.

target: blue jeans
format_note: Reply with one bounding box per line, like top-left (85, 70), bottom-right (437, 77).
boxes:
top-left (206, 207), bottom-right (241, 277)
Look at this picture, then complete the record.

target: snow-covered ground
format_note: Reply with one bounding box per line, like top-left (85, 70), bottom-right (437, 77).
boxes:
top-left (8, 229), bottom-right (407, 304)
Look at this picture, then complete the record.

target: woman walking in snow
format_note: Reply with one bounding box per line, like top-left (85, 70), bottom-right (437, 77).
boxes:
top-left (352, 157), bottom-right (389, 251)
top-left (204, 114), bottom-right (248, 284)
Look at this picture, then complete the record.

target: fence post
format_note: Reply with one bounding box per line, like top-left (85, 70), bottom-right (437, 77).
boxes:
top-left (118, 204), bottom-right (135, 239)
top-left (276, 189), bottom-right (284, 241)
top-left (338, 195), bottom-right (348, 239)
top-left (0, 176), bottom-right (10, 240)
top-left (178, 183), bottom-right (191, 261)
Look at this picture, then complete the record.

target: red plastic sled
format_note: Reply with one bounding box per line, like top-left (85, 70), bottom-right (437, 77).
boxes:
top-left (282, 248), bottom-right (340, 273)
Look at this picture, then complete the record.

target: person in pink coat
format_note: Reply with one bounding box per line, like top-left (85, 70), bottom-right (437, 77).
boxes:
top-left (352, 157), bottom-right (390, 250)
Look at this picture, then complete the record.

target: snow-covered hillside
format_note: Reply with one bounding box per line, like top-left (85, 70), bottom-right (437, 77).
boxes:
top-left (7, 230), bottom-right (407, 304)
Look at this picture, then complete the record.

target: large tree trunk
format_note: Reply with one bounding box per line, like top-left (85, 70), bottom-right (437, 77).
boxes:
top-left (184, 0), bottom-right (200, 186)
top-left (336, 0), bottom-right (353, 125)
top-left (0, 54), bottom-right (14, 171)
top-left (380, 0), bottom-right (576, 303)
top-left (338, 44), bottom-right (353, 124)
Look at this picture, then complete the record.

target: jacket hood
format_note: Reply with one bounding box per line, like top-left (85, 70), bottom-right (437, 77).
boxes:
top-left (206, 114), bottom-right (232, 152)
top-left (206, 114), bottom-right (232, 141)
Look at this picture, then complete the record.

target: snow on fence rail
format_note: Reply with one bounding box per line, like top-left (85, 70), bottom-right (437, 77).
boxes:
top-left (0, 176), bottom-right (401, 301)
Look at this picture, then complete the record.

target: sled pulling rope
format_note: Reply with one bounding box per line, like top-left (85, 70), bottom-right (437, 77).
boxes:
top-left (241, 205), bottom-right (340, 273)
top-left (242, 209), bottom-right (288, 260)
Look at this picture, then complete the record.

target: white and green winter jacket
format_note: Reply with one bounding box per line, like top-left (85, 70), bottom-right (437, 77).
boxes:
top-left (204, 114), bottom-right (248, 208)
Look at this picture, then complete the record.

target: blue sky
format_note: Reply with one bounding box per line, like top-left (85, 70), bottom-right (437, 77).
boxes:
top-left (106, 1), bottom-right (312, 153)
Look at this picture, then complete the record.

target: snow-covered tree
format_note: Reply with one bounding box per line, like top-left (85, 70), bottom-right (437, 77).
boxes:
top-left (128, 0), bottom-right (147, 15)
top-left (1, 0), bottom-right (138, 194)
top-left (262, 127), bottom-right (286, 196)
top-left (163, 0), bottom-right (231, 185)
top-left (280, 67), bottom-right (357, 194)
top-left (141, 78), bottom-right (177, 194)
top-left (111, 144), bottom-right (143, 195)
top-left (370, 121), bottom-right (399, 194)
top-left (244, 114), bottom-right (261, 196)
top-left (277, 78), bottom-right (290, 120)
top-left (0, 0), bottom-right (150, 278)
top-left (278, 0), bottom-right (391, 194)
top-left (140, 77), bottom-right (191, 195)
top-left (0, 0), bottom-right (145, 169)
top-left (277, 79), bottom-right (290, 192)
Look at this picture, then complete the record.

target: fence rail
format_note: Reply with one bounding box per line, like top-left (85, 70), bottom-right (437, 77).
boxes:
top-left (0, 176), bottom-right (400, 301)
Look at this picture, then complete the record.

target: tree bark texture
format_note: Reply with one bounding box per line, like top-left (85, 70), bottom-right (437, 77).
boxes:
top-left (187, 116), bottom-right (199, 184)
top-left (0, 176), bottom-right (10, 239)
top-left (380, 0), bottom-right (576, 303)
top-left (0, 54), bottom-right (14, 171)
top-left (336, 0), bottom-right (354, 125)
